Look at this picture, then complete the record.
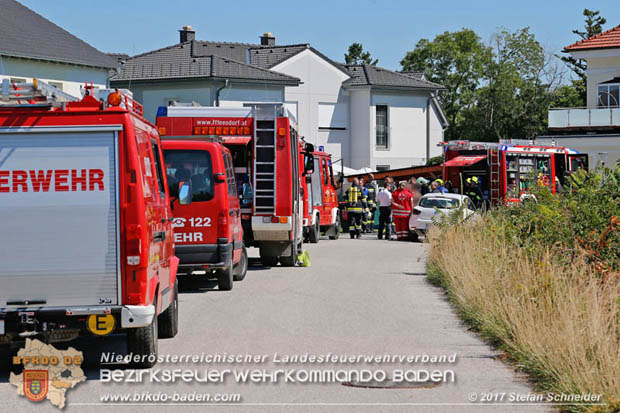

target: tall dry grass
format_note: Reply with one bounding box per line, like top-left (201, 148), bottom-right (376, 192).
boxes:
top-left (427, 222), bottom-right (620, 412)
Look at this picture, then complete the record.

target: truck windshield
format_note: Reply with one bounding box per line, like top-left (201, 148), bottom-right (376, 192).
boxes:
top-left (163, 150), bottom-right (214, 202)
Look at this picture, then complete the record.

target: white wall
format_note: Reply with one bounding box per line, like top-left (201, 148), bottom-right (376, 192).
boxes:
top-left (570, 50), bottom-right (620, 107)
top-left (349, 88), bottom-right (372, 169)
top-left (0, 56), bottom-right (109, 98)
top-left (429, 101), bottom-right (445, 158)
top-left (218, 84), bottom-right (284, 108)
top-left (272, 49), bottom-right (351, 162)
top-left (370, 90), bottom-right (430, 169)
top-left (128, 82), bottom-right (214, 122)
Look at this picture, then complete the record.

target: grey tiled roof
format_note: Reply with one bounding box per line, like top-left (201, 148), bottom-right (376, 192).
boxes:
top-left (194, 41), bottom-right (260, 62)
top-left (343, 64), bottom-right (444, 90)
top-left (400, 71), bottom-right (426, 80)
top-left (249, 44), bottom-right (309, 68)
top-left (0, 0), bottom-right (117, 68)
top-left (106, 53), bottom-right (130, 64)
top-left (110, 41), bottom-right (299, 84)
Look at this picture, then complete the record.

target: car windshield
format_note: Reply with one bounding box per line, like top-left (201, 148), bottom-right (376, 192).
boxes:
top-left (419, 197), bottom-right (460, 209)
top-left (163, 149), bottom-right (214, 202)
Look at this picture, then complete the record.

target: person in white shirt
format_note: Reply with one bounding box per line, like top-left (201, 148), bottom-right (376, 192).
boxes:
top-left (377, 181), bottom-right (397, 240)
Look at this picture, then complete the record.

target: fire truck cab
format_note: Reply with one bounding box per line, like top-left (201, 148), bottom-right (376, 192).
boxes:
top-left (0, 80), bottom-right (179, 368)
top-left (440, 140), bottom-right (588, 205)
top-left (161, 137), bottom-right (247, 290)
top-left (157, 103), bottom-right (309, 267)
top-left (300, 147), bottom-right (340, 243)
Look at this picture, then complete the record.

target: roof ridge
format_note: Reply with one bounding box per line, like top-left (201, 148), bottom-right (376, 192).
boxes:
top-left (194, 40), bottom-right (261, 47)
top-left (248, 43), bottom-right (310, 51)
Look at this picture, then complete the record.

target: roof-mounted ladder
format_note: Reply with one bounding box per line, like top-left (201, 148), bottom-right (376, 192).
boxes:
top-left (0, 78), bottom-right (79, 107)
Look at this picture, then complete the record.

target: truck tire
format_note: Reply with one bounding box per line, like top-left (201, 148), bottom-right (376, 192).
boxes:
top-left (261, 256), bottom-right (278, 267)
top-left (233, 246), bottom-right (248, 281)
top-left (217, 264), bottom-right (234, 291)
top-left (329, 214), bottom-right (341, 240)
top-left (309, 218), bottom-right (320, 244)
top-left (158, 281), bottom-right (178, 339)
top-left (127, 300), bottom-right (158, 369)
top-left (280, 241), bottom-right (298, 267)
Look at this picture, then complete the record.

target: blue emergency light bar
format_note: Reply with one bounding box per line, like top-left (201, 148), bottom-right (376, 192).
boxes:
top-left (156, 106), bottom-right (168, 117)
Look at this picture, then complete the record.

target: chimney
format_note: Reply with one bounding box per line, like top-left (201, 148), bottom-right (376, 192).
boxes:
top-left (260, 32), bottom-right (275, 46)
top-left (179, 25), bottom-right (195, 43)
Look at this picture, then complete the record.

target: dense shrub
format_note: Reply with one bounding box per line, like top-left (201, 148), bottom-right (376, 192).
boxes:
top-left (428, 166), bottom-right (620, 412)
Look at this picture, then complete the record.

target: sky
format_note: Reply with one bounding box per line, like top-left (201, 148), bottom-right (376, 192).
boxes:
top-left (18, 0), bottom-right (620, 73)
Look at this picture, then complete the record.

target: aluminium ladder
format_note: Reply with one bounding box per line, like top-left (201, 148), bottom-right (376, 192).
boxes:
top-left (0, 78), bottom-right (79, 107)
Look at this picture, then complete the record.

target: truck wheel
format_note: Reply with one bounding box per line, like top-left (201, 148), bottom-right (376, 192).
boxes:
top-left (261, 256), bottom-right (278, 267)
top-left (127, 301), bottom-right (158, 369)
top-left (329, 214), bottom-right (341, 240)
top-left (158, 281), bottom-right (178, 339)
top-left (280, 242), bottom-right (298, 267)
top-left (309, 218), bottom-right (320, 243)
top-left (217, 263), bottom-right (234, 291)
top-left (233, 246), bottom-right (248, 281)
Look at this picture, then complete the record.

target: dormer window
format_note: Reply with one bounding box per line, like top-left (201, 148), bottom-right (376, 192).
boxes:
top-left (597, 81), bottom-right (620, 108)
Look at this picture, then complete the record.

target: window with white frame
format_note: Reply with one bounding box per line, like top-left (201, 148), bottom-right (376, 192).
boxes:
top-left (375, 105), bottom-right (388, 149)
top-left (597, 83), bottom-right (620, 108)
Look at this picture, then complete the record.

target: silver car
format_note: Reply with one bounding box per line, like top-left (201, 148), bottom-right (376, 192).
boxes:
top-left (409, 193), bottom-right (475, 236)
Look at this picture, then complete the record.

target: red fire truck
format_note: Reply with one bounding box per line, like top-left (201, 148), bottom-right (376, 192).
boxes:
top-left (0, 80), bottom-right (179, 368)
top-left (157, 103), bottom-right (310, 266)
top-left (300, 146), bottom-right (340, 243)
top-left (440, 140), bottom-right (588, 205)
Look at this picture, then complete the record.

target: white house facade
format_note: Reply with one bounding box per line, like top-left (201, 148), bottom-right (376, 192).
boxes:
top-left (544, 25), bottom-right (620, 166)
top-left (255, 45), bottom-right (447, 170)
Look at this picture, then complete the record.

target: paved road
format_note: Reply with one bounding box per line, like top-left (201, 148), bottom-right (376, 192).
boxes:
top-left (1, 235), bottom-right (546, 412)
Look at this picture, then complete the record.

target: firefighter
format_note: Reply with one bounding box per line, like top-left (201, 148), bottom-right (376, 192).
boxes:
top-left (417, 177), bottom-right (430, 195)
top-left (392, 181), bottom-right (413, 241)
top-left (359, 177), bottom-right (370, 233)
top-left (365, 175), bottom-right (377, 233)
top-left (431, 179), bottom-right (449, 194)
top-left (345, 177), bottom-right (364, 239)
top-left (464, 177), bottom-right (483, 209)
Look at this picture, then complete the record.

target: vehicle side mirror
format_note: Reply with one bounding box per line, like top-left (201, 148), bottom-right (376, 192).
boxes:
top-left (304, 142), bottom-right (315, 153)
top-left (214, 173), bottom-right (226, 183)
top-left (305, 175), bottom-right (311, 183)
top-left (304, 154), bottom-right (314, 174)
top-left (179, 181), bottom-right (192, 205)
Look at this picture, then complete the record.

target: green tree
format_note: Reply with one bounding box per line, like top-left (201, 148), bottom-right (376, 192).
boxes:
top-left (550, 82), bottom-right (584, 108)
top-left (344, 43), bottom-right (378, 65)
top-left (400, 29), bottom-right (493, 140)
top-left (401, 28), bottom-right (560, 141)
top-left (559, 9), bottom-right (607, 106)
top-left (476, 28), bottom-right (561, 140)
